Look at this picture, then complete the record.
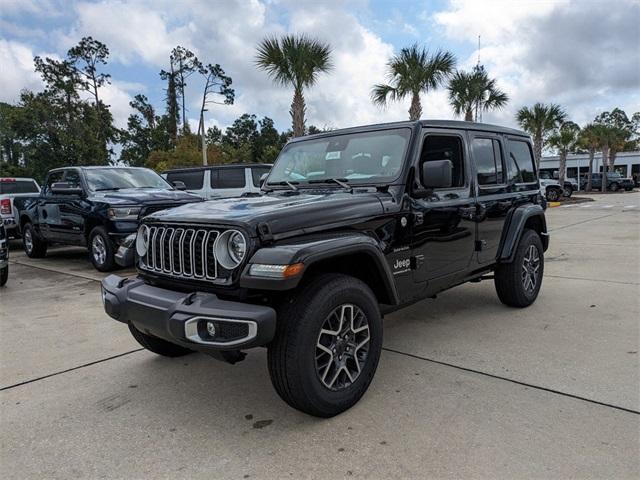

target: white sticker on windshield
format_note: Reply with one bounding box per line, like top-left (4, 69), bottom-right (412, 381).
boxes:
top-left (325, 151), bottom-right (341, 160)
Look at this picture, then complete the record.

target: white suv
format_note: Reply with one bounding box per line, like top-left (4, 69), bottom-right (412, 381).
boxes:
top-left (162, 164), bottom-right (271, 200)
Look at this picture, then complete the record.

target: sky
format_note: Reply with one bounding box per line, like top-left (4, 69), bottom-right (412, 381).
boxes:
top-left (1, 0), bottom-right (639, 135)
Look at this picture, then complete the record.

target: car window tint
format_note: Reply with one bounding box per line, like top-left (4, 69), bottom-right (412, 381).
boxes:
top-left (44, 171), bottom-right (64, 195)
top-left (166, 170), bottom-right (204, 190)
top-left (0, 180), bottom-right (39, 194)
top-left (212, 168), bottom-right (245, 188)
top-left (251, 167), bottom-right (271, 187)
top-left (473, 138), bottom-right (498, 185)
top-left (506, 140), bottom-right (536, 183)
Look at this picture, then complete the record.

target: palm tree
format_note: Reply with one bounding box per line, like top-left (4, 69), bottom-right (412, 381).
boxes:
top-left (548, 121), bottom-right (580, 187)
top-left (579, 123), bottom-right (604, 192)
top-left (516, 103), bottom-right (566, 168)
top-left (447, 65), bottom-right (508, 122)
top-left (371, 44), bottom-right (455, 120)
top-left (256, 34), bottom-right (332, 137)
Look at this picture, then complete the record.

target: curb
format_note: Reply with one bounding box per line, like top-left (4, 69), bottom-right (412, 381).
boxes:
top-left (548, 202), bottom-right (561, 208)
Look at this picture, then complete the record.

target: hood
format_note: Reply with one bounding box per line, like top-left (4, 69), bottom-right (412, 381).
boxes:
top-left (145, 190), bottom-right (386, 236)
top-left (89, 188), bottom-right (201, 206)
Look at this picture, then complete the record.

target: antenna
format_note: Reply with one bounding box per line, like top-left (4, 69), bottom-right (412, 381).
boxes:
top-left (477, 35), bottom-right (481, 66)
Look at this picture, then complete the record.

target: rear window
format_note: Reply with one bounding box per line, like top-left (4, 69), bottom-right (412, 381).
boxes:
top-left (211, 168), bottom-right (245, 189)
top-left (251, 167), bottom-right (271, 187)
top-left (166, 170), bottom-right (204, 190)
top-left (506, 140), bottom-right (536, 183)
top-left (0, 179), bottom-right (39, 194)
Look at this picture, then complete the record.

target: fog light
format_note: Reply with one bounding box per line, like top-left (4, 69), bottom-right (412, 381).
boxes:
top-left (206, 321), bottom-right (216, 337)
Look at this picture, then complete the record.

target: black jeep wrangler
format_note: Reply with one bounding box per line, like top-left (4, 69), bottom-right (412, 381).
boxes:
top-left (102, 120), bottom-right (549, 417)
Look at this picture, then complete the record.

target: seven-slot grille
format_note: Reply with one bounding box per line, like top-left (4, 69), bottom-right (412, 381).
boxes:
top-left (140, 225), bottom-right (219, 280)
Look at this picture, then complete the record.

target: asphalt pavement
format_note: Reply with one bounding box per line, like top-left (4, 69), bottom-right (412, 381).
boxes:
top-left (1, 192), bottom-right (639, 479)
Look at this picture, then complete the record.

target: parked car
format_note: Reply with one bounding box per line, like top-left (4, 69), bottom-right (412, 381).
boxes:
top-left (102, 120), bottom-right (549, 417)
top-left (539, 177), bottom-right (564, 202)
top-left (0, 177), bottom-right (41, 238)
top-left (580, 172), bottom-right (635, 191)
top-left (14, 166), bottom-right (202, 271)
top-left (538, 171), bottom-right (577, 197)
top-left (162, 164), bottom-right (272, 200)
top-left (0, 223), bottom-right (8, 286)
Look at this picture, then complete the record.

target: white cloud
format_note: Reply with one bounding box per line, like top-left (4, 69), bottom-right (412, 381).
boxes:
top-left (0, 39), bottom-right (43, 102)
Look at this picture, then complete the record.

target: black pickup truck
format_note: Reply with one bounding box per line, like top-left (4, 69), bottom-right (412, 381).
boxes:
top-left (102, 120), bottom-right (549, 417)
top-left (15, 166), bottom-right (201, 271)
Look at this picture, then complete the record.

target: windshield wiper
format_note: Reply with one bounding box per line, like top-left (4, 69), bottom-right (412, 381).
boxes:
top-left (267, 181), bottom-right (299, 191)
top-left (309, 178), bottom-right (353, 192)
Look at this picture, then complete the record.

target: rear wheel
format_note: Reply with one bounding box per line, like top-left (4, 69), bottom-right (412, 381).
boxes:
top-left (494, 229), bottom-right (544, 308)
top-left (563, 185), bottom-right (573, 197)
top-left (610, 182), bottom-right (619, 192)
top-left (89, 227), bottom-right (116, 271)
top-left (546, 188), bottom-right (560, 202)
top-left (128, 323), bottom-right (193, 357)
top-left (0, 266), bottom-right (7, 286)
top-left (22, 223), bottom-right (47, 258)
top-left (268, 274), bottom-right (383, 417)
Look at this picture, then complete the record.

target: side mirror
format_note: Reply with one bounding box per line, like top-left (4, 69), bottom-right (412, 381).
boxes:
top-left (421, 160), bottom-right (453, 189)
top-left (171, 180), bottom-right (187, 191)
top-left (259, 173), bottom-right (269, 187)
top-left (51, 182), bottom-right (83, 195)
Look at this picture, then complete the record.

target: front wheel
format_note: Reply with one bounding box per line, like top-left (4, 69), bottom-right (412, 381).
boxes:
top-left (610, 182), bottom-right (619, 192)
top-left (89, 227), bottom-right (116, 271)
top-left (546, 188), bottom-right (560, 202)
top-left (268, 274), bottom-right (383, 417)
top-left (0, 266), bottom-right (7, 286)
top-left (494, 229), bottom-right (544, 308)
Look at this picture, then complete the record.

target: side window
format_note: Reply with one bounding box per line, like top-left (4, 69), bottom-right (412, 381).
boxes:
top-left (64, 170), bottom-right (82, 189)
top-left (419, 135), bottom-right (465, 188)
top-left (251, 167), bottom-right (271, 187)
top-left (44, 171), bottom-right (65, 195)
top-left (166, 170), bottom-right (204, 190)
top-left (506, 140), bottom-right (536, 183)
top-left (212, 168), bottom-right (245, 189)
top-left (473, 138), bottom-right (504, 185)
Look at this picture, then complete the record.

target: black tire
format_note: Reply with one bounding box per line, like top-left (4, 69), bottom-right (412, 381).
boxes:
top-left (22, 223), bottom-right (47, 258)
top-left (610, 182), bottom-right (619, 192)
top-left (89, 226), bottom-right (116, 272)
top-left (563, 185), bottom-right (573, 197)
top-left (268, 273), bottom-right (383, 417)
top-left (546, 188), bottom-right (560, 202)
top-left (625, 187), bottom-right (633, 191)
top-left (128, 323), bottom-right (193, 357)
top-left (0, 266), bottom-right (7, 286)
top-left (494, 229), bottom-right (544, 308)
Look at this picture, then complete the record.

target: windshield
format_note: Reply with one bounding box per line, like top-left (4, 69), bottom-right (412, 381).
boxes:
top-left (267, 128), bottom-right (411, 186)
top-left (85, 168), bottom-right (172, 191)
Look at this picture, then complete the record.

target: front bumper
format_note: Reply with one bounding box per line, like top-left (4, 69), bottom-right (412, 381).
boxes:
top-left (101, 275), bottom-right (276, 352)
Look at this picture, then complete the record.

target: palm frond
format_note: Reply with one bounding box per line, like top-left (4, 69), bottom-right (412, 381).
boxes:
top-left (371, 84), bottom-right (398, 107)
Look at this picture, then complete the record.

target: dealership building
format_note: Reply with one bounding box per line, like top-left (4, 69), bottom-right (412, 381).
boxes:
top-left (540, 150), bottom-right (640, 185)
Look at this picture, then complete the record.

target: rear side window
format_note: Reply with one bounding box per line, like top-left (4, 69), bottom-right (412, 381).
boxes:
top-left (506, 140), bottom-right (536, 183)
top-left (166, 170), bottom-right (204, 190)
top-left (251, 167), bottom-right (271, 187)
top-left (0, 179), bottom-right (39, 194)
top-left (211, 168), bottom-right (245, 189)
top-left (473, 138), bottom-right (503, 185)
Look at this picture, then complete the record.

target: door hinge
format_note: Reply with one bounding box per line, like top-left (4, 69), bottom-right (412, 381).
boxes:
top-left (475, 240), bottom-right (487, 251)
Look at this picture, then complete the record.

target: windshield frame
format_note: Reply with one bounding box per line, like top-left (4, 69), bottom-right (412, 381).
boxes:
top-left (264, 126), bottom-right (415, 190)
top-left (83, 167), bottom-right (173, 192)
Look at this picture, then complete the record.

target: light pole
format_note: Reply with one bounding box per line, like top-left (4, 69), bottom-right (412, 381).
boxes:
top-left (200, 108), bottom-right (208, 166)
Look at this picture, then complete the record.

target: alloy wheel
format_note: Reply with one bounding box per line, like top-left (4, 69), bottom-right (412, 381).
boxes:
top-left (24, 229), bottom-right (33, 253)
top-left (521, 244), bottom-right (541, 294)
top-left (92, 235), bottom-right (107, 265)
top-left (315, 304), bottom-right (370, 391)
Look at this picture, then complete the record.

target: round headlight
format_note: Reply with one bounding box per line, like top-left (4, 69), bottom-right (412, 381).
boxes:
top-left (215, 230), bottom-right (246, 269)
top-left (136, 225), bottom-right (150, 256)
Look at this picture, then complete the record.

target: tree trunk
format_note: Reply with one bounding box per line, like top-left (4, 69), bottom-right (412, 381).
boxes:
top-left (464, 109), bottom-right (473, 122)
top-left (533, 131), bottom-right (543, 169)
top-left (609, 149), bottom-right (617, 173)
top-left (408, 92), bottom-right (422, 121)
top-left (586, 149), bottom-right (594, 192)
top-left (601, 144), bottom-right (609, 192)
top-left (558, 151), bottom-right (567, 187)
top-left (290, 87), bottom-right (306, 137)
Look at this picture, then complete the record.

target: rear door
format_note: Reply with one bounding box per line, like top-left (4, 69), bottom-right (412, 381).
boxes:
top-left (210, 167), bottom-right (246, 198)
top-left (470, 133), bottom-right (512, 264)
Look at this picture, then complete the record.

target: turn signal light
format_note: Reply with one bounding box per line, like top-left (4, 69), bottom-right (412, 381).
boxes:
top-left (249, 262), bottom-right (304, 278)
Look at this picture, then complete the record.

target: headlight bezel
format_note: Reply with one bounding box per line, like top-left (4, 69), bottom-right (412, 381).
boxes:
top-left (135, 224), bottom-right (150, 257)
top-left (215, 229), bottom-right (247, 270)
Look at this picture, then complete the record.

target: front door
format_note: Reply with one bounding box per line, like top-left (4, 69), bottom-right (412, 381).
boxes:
top-left (411, 130), bottom-right (476, 290)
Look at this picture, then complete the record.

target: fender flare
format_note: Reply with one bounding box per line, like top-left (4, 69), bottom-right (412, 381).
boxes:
top-left (240, 233), bottom-right (400, 305)
top-left (497, 203), bottom-right (549, 263)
